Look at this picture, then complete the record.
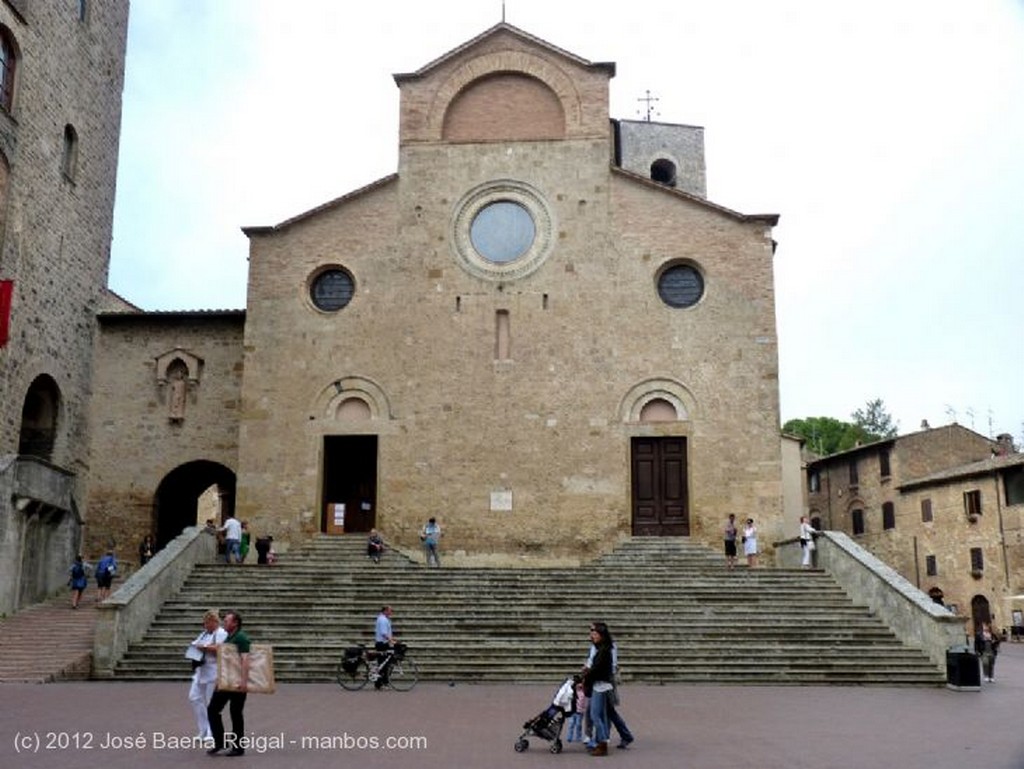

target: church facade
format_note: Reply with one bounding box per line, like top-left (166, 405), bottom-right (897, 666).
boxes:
top-left (86, 23), bottom-right (783, 564)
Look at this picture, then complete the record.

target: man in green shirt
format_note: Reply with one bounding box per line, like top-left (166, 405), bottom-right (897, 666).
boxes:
top-left (206, 610), bottom-right (250, 756)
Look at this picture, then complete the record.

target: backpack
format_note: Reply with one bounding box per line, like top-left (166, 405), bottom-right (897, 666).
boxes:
top-left (71, 563), bottom-right (85, 580)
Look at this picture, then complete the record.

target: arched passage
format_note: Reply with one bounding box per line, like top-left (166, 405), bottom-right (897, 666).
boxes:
top-left (153, 460), bottom-right (236, 548)
top-left (19, 374), bottom-right (61, 460)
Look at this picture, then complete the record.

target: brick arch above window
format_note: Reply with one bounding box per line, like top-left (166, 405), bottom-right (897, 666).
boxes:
top-left (426, 50), bottom-right (583, 141)
top-left (312, 375), bottom-right (393, 422)
top-left (618, 378), bottom-right (698, 424)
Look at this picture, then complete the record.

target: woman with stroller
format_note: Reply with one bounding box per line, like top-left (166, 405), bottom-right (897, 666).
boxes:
top-left (583, 622), bottom-right (615, 756)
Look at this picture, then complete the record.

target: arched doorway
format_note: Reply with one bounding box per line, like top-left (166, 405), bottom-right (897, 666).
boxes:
top-left (19, 374), bottom-right (61, 460)
top-left (153, 460), bottom-right (236, 548)
top-left (971, 594), bottom-right (992, 636)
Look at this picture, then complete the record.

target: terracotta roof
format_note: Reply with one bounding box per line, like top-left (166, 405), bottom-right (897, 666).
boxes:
top-left (898, 452), bottom-right (1024, 490)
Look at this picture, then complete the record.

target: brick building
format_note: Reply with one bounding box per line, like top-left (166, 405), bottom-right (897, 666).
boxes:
top-left (806, 425), bottom-right (1024, 632)
top-left (84, 22), bottom-right (785, 564)
top-left (0, 0), bottom-right (129, 614)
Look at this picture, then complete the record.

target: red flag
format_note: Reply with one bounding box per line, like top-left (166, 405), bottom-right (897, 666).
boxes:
top-left (0, 279), bottom-right (12, 348)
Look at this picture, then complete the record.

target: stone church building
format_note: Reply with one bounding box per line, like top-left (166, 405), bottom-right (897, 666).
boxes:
top-left (4, 16), bottom-right (785, 609)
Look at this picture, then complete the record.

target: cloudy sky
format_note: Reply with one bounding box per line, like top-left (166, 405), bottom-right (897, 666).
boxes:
top-left (109, 0), bottom-right (1024, 442)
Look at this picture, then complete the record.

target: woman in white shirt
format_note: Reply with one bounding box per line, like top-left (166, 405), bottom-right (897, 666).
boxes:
top-left (799, 516), bottom-right (816, 568)
top-left (188, 610), bottom-right (228, 739)
top-left (743, 518), bottom-right (758, 568)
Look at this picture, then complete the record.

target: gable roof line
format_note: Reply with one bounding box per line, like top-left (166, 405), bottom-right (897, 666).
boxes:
top-left (393, 22), bottom-right (615, 84)
top-left (611, 167), bottom-right (779, 226)
top-left (898, 452), bottom-right (1024, 491)
top-left (242, 173), bottom-right (399, 236)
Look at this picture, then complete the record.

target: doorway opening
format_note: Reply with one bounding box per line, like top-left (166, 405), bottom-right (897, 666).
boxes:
top-left (322, 435), bottom-right (378, 534)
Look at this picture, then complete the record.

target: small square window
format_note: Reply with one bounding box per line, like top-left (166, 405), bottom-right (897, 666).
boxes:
top-left (879, 448), bottom-right (891, 478)
top-left (925, 555), bottom-right (937, 576)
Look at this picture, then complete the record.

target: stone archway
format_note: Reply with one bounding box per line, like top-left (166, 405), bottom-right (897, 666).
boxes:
top-left (19, 374), bottom-right (61, 460)
top-left (153, 460), bottom-right (236, 548)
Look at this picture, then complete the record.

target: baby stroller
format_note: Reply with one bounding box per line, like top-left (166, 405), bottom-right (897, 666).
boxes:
top-left (513, 675), bottom-right (577, 754)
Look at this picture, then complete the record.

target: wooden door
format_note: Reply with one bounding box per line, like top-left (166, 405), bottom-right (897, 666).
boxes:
top-left (631, 437), bottom-right (689, 536)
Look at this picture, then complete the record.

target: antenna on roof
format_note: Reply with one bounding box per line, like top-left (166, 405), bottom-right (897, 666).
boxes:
top-left (502, 0), bottom-right (506, 22)
top-left (637, 90), bottom-right (660, 122)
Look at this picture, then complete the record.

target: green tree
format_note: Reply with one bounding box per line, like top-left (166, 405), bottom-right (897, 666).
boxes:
top-left (782, 416), bottom-right (874, 456)
top-left (851, 398), bottom-right (898, 439)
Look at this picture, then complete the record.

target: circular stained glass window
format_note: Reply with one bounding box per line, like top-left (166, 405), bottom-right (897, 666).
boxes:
top-left (657, 264), bottom-right (704, 308)
top-left (310, 268), bottom-right (354, 312)
top-left (470, 201), bottom-right (536, 263)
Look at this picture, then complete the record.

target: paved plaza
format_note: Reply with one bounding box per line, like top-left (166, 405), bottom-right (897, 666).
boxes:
top-left (3, 645), bottom-right (1023, 769)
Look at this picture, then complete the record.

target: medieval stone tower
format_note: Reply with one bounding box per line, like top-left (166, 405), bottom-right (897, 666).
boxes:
top-left (0, 0), bottom-right (129, 614)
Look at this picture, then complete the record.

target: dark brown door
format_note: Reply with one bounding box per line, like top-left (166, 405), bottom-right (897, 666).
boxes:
top-left (631, 437), bottom-right (689, 536)
top-left (322, 435), bottom-right (378, 534)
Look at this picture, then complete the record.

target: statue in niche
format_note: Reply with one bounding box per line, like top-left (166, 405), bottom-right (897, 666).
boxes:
top-left (167, 359), bottom-right (188, 421)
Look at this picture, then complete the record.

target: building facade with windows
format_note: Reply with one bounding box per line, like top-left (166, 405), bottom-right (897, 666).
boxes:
top-left (82, 22), bottom-right (785, 564)
top-left (805, 425), bottom-right (1024, 632)
top-left (0, 0), bottom-right (129, 614)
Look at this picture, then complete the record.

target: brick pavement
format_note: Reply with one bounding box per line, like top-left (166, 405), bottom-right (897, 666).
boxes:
top-left (2, 645), bottom-right (1023, 769)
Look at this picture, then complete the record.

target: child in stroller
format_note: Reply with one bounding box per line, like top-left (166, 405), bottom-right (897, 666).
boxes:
top-left (513, 674), bottom-right (579, 754)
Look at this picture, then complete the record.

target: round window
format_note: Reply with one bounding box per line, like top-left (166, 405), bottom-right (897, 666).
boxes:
top-left (469, 201), bottom-right (536, 263)
top-left (310, 268), bottom-right (354, 312)
top-left (657, 264), bottom-right (704, 308)
top-left (451, 180), bottom-right (554, 282)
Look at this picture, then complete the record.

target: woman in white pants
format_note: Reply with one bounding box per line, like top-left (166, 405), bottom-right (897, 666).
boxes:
top-left (188, 610), bottom-right (227, 739)
top-left (799, 516), bottom-right (816, 568)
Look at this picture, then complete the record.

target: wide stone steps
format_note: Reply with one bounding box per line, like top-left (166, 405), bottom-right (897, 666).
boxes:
top-left (113, 536), bottom-right (946, 686)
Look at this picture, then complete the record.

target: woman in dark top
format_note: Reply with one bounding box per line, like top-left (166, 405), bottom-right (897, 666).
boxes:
top-left (584, 622), bottom-right (615, 756)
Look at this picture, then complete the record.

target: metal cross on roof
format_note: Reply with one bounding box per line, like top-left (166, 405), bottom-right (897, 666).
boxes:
top-left (637, 90), bottom-right (660, 122)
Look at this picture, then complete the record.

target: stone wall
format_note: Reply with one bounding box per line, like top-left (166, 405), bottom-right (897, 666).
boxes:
top-left (234, 25), bottom-right (782, 560)
top-left (84, 313), bottom-right (244, 558)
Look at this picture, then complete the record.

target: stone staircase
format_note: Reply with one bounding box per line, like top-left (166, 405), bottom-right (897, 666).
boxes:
top-left (112, 536), bottom-right (946, 686)
top-left (0, 591), bottom-right (101, 682)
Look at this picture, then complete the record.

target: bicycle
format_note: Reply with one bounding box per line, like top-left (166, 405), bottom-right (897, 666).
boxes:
top-left (336, 642), bottom-right (418, 691)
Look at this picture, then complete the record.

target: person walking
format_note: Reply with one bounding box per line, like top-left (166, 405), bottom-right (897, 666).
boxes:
top-left (206, 610), bottom-right (250, 756)
top-left (743, 518), bottom-right (758, 568)
top-left (239, 522), bottom-right (251, 563)
top-left (219, 514), bottom-right (243, 564)
top-left (975, 621), bottom-right (1001, 682)
top-left (582, 622), bottom-right (615, 756)
top-left (68, 555), bottom-right (89, 609)
top-left (95, 549), bottom-right (118, 601)
top-left (583, 623), bottom-right (634, 750)
top-left (188, 610), bottom-right (227, 740)
top-left (724, 514), bottom-right (738, 568)
top-left (799, 516), bottom-right (816, 569)
top-left (421, 517), bottom-right (442, 567)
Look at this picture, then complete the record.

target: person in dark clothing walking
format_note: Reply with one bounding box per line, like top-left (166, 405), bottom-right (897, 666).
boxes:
top-left (206, 610), bottom-right (251, 756)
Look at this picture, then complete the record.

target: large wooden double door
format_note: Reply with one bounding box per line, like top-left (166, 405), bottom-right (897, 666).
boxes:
top-left (631, 437), bottom-right (689, 536)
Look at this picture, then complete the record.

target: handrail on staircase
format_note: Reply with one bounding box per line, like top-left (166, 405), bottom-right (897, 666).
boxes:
top-left (92, 525), bottom-right (217, 677)
top-left (774, 530), bottom-right (966, 672)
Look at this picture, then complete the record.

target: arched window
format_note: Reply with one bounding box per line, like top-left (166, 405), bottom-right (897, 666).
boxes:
top-left (651, 158), bottom-right (677, 187)
top-left (62, 124), bottom-right (79, 180)
top-left (0, 28), bottom-right (17, 113)
top-left (19, 375), bottom-right (61, 460)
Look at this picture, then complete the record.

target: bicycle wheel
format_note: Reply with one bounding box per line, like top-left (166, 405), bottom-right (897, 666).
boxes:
top-left (386, 657), bottom-right (419, 691)
top-left (336, 657), bottom-right (370, 690)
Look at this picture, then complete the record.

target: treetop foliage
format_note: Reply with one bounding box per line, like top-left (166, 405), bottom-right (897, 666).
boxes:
top-left (784, 399), bottom-right (899, 457)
